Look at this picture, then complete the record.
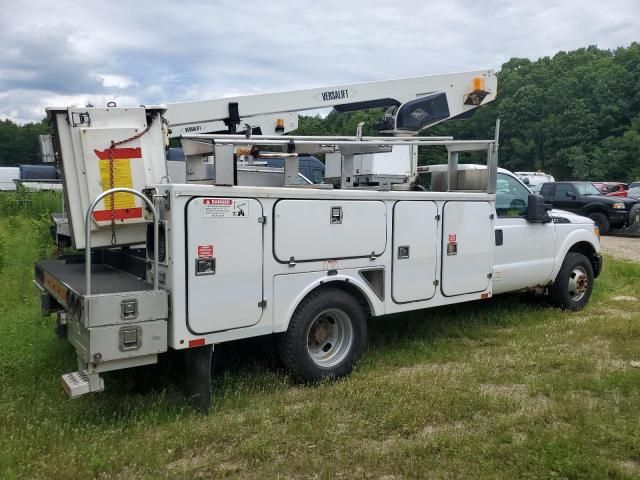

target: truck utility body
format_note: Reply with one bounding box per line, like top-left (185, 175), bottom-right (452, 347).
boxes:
top-left (35, 70), bottom-right (601, 411)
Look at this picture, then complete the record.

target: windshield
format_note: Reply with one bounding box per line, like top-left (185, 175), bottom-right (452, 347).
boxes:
top-left (577, 183), bottom-right (601, 196)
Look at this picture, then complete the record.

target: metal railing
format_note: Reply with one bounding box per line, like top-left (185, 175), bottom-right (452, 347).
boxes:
top-left (84, 188), bottom-right (159, 295)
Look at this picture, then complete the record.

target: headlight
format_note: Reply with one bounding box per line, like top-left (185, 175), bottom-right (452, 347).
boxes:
top-left (612, 203), bottom-right (626, 209)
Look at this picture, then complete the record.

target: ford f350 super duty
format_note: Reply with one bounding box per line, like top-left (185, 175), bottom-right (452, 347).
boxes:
top-left (34, 70), bottom-right (601, 412)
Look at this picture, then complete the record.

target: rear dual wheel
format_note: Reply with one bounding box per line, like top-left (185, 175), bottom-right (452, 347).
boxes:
top-left (277, 287), bottom-right (367, 381)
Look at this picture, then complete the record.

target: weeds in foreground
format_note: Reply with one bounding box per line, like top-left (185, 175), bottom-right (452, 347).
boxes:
top-left (0, 186), bottom-right (61, 217)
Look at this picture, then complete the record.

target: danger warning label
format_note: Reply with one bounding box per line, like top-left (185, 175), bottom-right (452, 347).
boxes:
top-left (197, 244), bottom-right (214, 258)
top-left (202, 198), bottom-right (248, 218)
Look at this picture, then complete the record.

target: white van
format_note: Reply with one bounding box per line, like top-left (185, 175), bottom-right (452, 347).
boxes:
top-left (0, 167), bottom-right (19, 191)
top-left (515, 171), bottom-right (555, 192)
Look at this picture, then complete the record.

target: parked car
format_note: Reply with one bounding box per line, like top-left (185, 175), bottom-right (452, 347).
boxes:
top-left (629, 181), bottom-right (640, 189)
top-left (627, 186), bottom-right (640, 201)
top-left (593, 181), bottom-right (628, 197)
top-left (540, 181), bottom-right (638, 234)
top-left (0, 167), bottom-right (19, 191)
top-left (515, 171), bottom-right (555, 192)
top-left (166, 147), bottom-right (325, 183)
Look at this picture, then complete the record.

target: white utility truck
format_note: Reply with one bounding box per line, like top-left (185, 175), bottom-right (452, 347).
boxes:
top-left (35, 70), bottom-right (601, 412)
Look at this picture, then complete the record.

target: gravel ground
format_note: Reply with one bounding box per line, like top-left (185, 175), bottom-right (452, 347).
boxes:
top-left (600, 235), bottom-right (640, 262)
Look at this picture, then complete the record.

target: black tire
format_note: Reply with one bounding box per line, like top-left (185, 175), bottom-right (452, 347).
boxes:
top-left (629, 204), bottom-right (640, 225)
top-left (277, 287), bottom-right (367, 381)
top-left (550, 252), bottom-right (594, 311)
top-left (588, 212), bottom-right (610, 235)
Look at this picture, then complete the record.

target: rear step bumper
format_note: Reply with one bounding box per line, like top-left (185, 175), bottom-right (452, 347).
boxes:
top-left (61, 371), bottom-right (104, 398)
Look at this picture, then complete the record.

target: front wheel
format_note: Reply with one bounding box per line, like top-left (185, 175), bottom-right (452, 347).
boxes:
top-left (550, 252), bottom-right (594, 311)
top-left (588, 212), bottom-right (610, 235)
top-left (277, 287), bottom-right (367, 381)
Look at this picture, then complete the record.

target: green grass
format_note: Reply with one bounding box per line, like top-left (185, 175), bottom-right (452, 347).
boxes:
top-left (0, 187), bottom-right (62, 217)
top-left (1, 215), bottom-right (640, 479)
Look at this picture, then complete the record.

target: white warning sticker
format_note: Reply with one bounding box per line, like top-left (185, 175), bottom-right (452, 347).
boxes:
top-left (202, 198), bottom-right (249, 218)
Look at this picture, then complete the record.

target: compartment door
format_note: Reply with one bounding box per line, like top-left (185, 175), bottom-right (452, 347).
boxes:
top-left (186, 197), bottom-right (263, 334)
top-left (273, 200), bottom-right (387, 262)
top-left (392, 201), bottom-right (438, 303)
top-left (441, 201), bottom-right (493, 296)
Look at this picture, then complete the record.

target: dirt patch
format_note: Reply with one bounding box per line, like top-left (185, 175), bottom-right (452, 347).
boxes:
top-left (479, 383), bottom-right (529, 400)
top-left (420, 420), bottom-right (466, 436)
top-left (612, 295), bottom-right (638, 301)
top-left (600, 236), bottom-right (640, 262)
top-left (617, 458), bottom-right (640, 475)
top-left (578, 338), bottom-right (629, 372)
top-left (395, 362), bottom-right (472, 377)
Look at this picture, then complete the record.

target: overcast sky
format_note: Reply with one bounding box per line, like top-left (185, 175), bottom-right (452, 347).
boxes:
top-left (1, 0), bottom-right (638, 123)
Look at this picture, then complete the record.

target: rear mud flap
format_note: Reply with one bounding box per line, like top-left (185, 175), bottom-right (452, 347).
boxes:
top-left (183, 344), bottom-right (213, 413)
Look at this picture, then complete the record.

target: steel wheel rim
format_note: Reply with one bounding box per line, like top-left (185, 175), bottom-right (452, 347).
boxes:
top-left (568, 266), bottom-right (588, 301)
top-left (306, 308), bottom-right (353, 368)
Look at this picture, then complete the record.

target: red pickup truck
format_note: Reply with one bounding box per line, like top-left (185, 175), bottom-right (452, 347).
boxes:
top-left (593, 182), bottom-right (628, 198)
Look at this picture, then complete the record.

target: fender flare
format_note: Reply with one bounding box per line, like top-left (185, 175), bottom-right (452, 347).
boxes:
top-left (274, 273), bottom-right (383, 333)
top-left (550, 228), bottom-right (600, 281)
top-left (580, 203), bottom-right (609, 216)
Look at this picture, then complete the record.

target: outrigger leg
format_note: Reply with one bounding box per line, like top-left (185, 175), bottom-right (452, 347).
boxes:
top-left (183, 345), bottom-right (213, 413)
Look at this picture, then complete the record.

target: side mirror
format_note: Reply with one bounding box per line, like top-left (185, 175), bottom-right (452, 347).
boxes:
top-left (527, 194), bottom-right (552, 223)
top-left (522, 177), bottom-right (530, 185)
top-left (566, 191), bottom-right (576, 198)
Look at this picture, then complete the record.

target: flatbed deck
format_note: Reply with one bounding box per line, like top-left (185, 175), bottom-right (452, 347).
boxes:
top-left (36, 260), bottom-right (152, 296)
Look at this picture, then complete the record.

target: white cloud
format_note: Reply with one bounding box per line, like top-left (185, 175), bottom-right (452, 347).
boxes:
top-left (0, 0), bottom-right (638, 123)
top-left (94, 74), bottom-right (138, 89)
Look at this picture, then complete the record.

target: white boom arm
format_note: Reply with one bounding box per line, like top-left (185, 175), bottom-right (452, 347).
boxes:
top-left (164, 70), bottom-right (497, 137)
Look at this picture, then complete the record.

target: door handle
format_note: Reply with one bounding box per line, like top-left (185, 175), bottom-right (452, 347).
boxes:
top-left (397, 245), bottom-right (410, 259)
top-left (495, 229), bottom-right (503, 246)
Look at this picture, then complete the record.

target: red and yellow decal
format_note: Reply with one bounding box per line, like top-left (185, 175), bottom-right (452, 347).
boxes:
top-left (92, 147), bottom-right (143, 221)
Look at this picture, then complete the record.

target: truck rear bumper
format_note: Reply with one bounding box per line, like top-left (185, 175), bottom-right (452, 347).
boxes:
top-left (35, 258), bottom-right (169, 396)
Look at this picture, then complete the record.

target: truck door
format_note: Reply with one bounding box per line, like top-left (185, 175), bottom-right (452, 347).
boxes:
top-left (392, 201), bottom-right (438, 303)
top-left (441, 201), bottom-right (493, 296)
top-left (186, 197), bottom-right (263, 334)
top-left (493, 173), bottom-right (556, 294)
top-left (552, 183), bottom-right (579, 213)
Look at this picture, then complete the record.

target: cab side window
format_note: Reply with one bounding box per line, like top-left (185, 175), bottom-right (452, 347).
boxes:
top-left (554, 184), bottom-right (574, 200)
top-left (312, 169), bottom-right (325, 184)
top-left (540, 183), bottom-right (554, 200)
top-left (496, 173), bottom-right (530, 217)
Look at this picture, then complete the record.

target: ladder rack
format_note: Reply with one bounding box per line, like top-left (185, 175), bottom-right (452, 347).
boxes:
top-left (181, 133), bottom-right (495, 151)
top-left (180, 132), bottom-right (498, 192)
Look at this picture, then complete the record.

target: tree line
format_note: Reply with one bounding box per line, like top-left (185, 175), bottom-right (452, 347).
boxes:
top-left (0, 119), bottom-right (49, 167)
top-left (1, 43), bottom-right (638, 181)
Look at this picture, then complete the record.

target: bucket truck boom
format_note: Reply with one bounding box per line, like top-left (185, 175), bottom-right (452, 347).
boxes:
top-left (164, 70), bottom-right (497, 137)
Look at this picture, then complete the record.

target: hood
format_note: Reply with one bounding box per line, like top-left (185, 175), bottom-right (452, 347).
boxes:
top-left (549, 209), bottom-right (594, 224)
